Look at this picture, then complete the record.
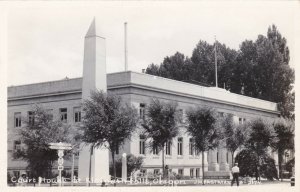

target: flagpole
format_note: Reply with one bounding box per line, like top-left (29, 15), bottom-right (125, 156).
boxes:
top-left (215, 36), bottom-right (218, 88)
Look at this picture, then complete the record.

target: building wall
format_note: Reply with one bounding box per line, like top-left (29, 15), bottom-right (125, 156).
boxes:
top-left (7, 72), bottom-right (280, 178)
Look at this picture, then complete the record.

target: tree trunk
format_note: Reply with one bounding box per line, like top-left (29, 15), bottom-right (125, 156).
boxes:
top-left (71, 153), bottom-right (75, 186)
top-left (162, 143), bottom-right (165, 179)
top-left (88, 145), bottom-right (93, 186)
top-left (278, 149), bottom-right (283, 181)
top-left (112, 151), bottom-right (116, 186)
top-left (231, 151), bottom-right (235, 168)
top-left (202, 151), bottom-right (205, 185)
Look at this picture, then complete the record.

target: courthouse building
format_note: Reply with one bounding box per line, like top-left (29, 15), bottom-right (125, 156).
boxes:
top-left (7, 19), bottom-right (280, 179)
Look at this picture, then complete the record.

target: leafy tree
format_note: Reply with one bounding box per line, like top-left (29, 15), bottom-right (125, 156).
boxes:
top-left (186, 107), bottom-right (220, 185)
top-left (221, 114), bottom-right (249, 167)
top-left (141, 99), bottom-right (179, 178)
top-left (110, 154), bottom-right (144, 178)
top-left (146, 52), bottom-right (192, 82)
top-left (271, 118), bottom-right (294, 181)
top-left (81, 90), bottom-right (138, 185)
top-left (244, 118), bottom-right (275, 181)
top-left (146, 25), bottom-right (294, 118)
top-left (14, 105), bottom-right (75, 178)
top-left (235, 149), bottom-right (278, 180)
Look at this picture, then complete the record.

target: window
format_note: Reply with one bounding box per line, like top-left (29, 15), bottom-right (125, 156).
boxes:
top-left (154, 169), bottom-right (160, 175)
top-left (177, 137), bottom-right (183, 156)
top-left (195, 148), bottom-right (200, 156)
top-left (243, 118), bottom-right (246, 123)
top-left (239, 118), bottom-right (242, 125)
top-left (218, 112), bottom-right (224, 117)
top-left (13, 171), bottom-right (20, 178)
top-left (139, 135), bottom-right (145, 155)
top-left (74, 107), bottom-right (81, 122)
top-left (178, 169), bottom-right (183, 176)
top-left (28, 111), bottom-right (34, 126)
top-left (116, 146), bottom-right (119, 155)
top-left (178, 109), bottom-right (183, 123)
top-left (226, 152), bottom-right (229, 163)
top-left (140, 169), bottom-right (146, 176)
top-left (139, 103), bottom-right (146, 120)
top-left (153, 146), bottom-right (158, 155)
top-left (190, 168), bottom-right (194, 178)
top-left (59, 108), bottom-right (67, 122)
top-left (189, 138), bottom-right (194, 155)
top-left (47, 109), bottom-right (53, 120)
top-left (14, 112), bottom-right (21, 127)
top-left (14, 141), bottom-right (21, 152)
top-left (166, 141), bottom-right (172, 155)
top-left (217, 151), bottom-right (219, 163)
top-left (196, 168), bottom-right (200, 178)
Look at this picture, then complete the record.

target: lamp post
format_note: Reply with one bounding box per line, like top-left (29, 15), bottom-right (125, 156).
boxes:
top-left (49, 142), bottom-right (72, 186)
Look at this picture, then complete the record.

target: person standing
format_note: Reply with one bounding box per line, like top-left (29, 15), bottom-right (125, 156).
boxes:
top-left (231, 163), bottom-right (240, 186)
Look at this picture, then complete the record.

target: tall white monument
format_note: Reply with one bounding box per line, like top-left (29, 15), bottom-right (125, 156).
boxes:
top-left (78, 18), bottom-right (110, 182)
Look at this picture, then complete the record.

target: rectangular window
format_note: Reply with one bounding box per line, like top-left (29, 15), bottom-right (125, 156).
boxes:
top-left (116, 146), bottom-right (119, 155)
top-left (196, 168), bottom-right (200, 178)
top-left (47, 109), bottom-right (53, 120)
top-left (189, 138), bottom-right (194, 155)
top-left (153, 146), bottom-right (158, 155)
top-left (74, 107), bottom-right (81, 122)
top-left (243, 118), bottom-right (246, 123)
top-left (239, 117), bottom-right (242, 125)
top-left (178, 169), bottom-right (183, 176)
top-left (139, 135), bottom-right (145, 155)
top-left (178, 109), bottom-right (183, 123)
top-left (190, 168), bottom-right (194, 178)
top-left (28, 111), bottom-right (34, 126)
top-left (177, 137), bottom-right (183, 156)
top-left (218, 112), bottom-right (224, 117)
top-left (13, 171), bottom-right (20, 178)
top-left (139, 103), bottom-right (146, 120)
top-left (14, 140), bottom-right (21, 152)
top-left (14, 112), bottom-right (21, 127)
top-left (154, 169), bottom-right (160, 175)
top-left (140, 169), bottom-right (146, 176)
top-left (195, 148), bottom-right (200, 156)
top-left (166, 141), bottom-right (172, 155)
top-left (59, 108), bottom-right (67, 122)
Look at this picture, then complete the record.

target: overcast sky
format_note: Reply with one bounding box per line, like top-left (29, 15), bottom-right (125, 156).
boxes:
top-left (5, 1), bottom-right (298, 86)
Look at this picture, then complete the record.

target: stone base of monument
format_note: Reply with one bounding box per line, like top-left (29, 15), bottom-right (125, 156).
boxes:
top-left (204, 171), bottom-right (231, 179)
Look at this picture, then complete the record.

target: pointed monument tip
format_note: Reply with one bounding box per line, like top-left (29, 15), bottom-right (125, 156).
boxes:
top-left (85, 17), bottom-right (104, 38)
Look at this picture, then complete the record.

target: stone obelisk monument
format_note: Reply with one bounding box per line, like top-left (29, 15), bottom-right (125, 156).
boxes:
top-left (78, 18), bottom-right (110, 182)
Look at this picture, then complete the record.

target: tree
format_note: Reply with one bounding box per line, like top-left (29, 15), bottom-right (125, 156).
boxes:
top-left (221, 114), bottom-right (249, 167)
top-left (146, 25), bottom-right (295, 118)
top-left (244, 118), bottom-right (275, 181)
top-left (186, 107), bottom-right (220, 185)
top-left (271, 118), bottom-right (294, 181)
top-left (141, 99), bottom-right (179, 178)
top-left (81, 90), bottom-right (138, 185)
top-left (14, 105), bottom-right (75, 178)
top-left (146, 52), bottom-right (192, 82)
top-left (235, 149), bottom-right (278, 180)
top-left (110, 154), bottom-right (144, 178)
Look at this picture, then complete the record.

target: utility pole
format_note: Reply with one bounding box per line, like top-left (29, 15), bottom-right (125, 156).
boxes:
top-left (124, 22), bottom-right (128, 71)
top-left (215, 36), bottom-right (218, 88)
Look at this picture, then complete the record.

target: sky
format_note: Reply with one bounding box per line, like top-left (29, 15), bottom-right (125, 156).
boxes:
top-left (4, 1), bottom-right (299, 86)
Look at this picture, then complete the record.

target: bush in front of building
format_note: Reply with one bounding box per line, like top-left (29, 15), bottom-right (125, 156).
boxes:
top-left (235, 149), bottom-right (278, 181)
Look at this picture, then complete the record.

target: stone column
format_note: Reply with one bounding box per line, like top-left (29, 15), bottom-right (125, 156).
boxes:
top-left (122, 153), bottom-right (127, 181)
top-left (219, 148), bottom-right (229, 171)
top-left (208, 149), bottom-right (219, 171)
top-left (203, 152), bottom-right (208, 171)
